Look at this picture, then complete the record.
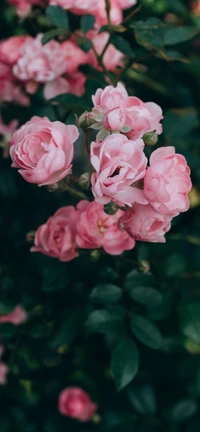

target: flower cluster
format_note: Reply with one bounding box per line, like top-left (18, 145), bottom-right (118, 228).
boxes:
top-left (0, 33), bottom-right (122, 103)
top-left (9, 82), bottom-right (192, 255)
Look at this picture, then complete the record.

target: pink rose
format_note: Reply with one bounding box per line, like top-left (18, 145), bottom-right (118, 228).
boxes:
top-left (76, 200), bottom-right (135, 255)
top-left (31, 206), bottom-right (79, 262)
top-left (90, 134), bottom-right (148, 207)
top-left (7, 0), bottom-right (44, 17)
top-left (119, 204), bottom-right (171, 243)
top-left (0, 61), bottom-right (30, 106)
top-left (87, 31), bottom-right (123, 72)
top-left (49, 0), bottom-right (99, 15)
top-left (10, 116), bottom-right (79, 185)
top-left (0, 346), bottom-right (9, 385)
top-left (0, 305), bottom-right (27, 325)
top-left (90, 84), bottom-right (163, 139)
top-left (13, 34), bottom-right (68, 83)
top-left (61, 40), bottom-right (88, 74)
top-left (144, 147), bottom-right (192, 217)
top-left (0, 36), bottom-right (31, 65)
top-left (58, 387), bottom-right (97, 422)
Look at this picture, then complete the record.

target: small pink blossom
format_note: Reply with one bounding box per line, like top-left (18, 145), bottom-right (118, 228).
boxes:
top-left (87, 31), bottom-right (123, 72)
top-left (13, 34), bottom-right (68, 84)
top-left (58, 387), bottom-right (97, 422)
top-left (10, 116), bottom-right (79, 186)
top-left (0, 305), bottom-right (27, 325)
top-left (31, 207), bottom-right (79, 262)
top-left (90, 83), bottom-right (163, 139)
top-left (95, 0), bottom-right (137, 27)
top-left (0, 61), bottom-right (30, 106)
top-left (119, 204), bottom-right (172, 243)
top-left (91, 134), bottom-right (148, 207)
top-left (144, 147), bottom-right (192, 217)
top-left (7, 0), bottom-right (44, 17)
top-left (76, 200), bottom-right (135, 255)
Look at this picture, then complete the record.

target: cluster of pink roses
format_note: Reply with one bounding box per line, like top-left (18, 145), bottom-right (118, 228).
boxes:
top-left (0, 33), bottom-right (122, 104)
top-left (9, 82), bottom-right (192, 255)
top-left (7, 0), bottom-right (137, 27)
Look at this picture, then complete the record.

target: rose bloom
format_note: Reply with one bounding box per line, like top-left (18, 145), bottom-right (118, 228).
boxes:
top-left (31, 207), bottom-right (79, 262)
top-left (0, 305), bottom-right (27, 325)
top-left (0, 36), bottom-right (31, 65)
top-left (119, 204), bottom-right (172, 243)
top-left (61, 40), bottom-right (88, 74)
top-left (87, 31), bottom-right (123, 72)
top-left (7, 0), bottom-right (44, 17)
top-left (190, 0), bottom-right (200, 15)
top-left (13, 34), bottom-right (68, 84)
top-left (58, 387), bottom-right (97, 422)
top-left (76, 200), bottom-right (135, 255)
top-left (144, 147), bottom-right (192, 217)
top-left (10, 117), bottom-right (79, 185)
top-left (49, 0), bottom-right (99, 14)
top-left (90, 83), bottom-right (163, 139)
top-left (91, 134), bottom-right (148, 207)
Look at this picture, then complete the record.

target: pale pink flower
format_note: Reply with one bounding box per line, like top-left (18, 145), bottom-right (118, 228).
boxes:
top-left (0, 305), bottom-right (27, 325)
top-left (58, 387), bottom-right (97, 422)
top-left (49, 0), bottom-right (99, 14)
top-left (7, 0), bottom-right (44, 17)
top-left (31, 207), bottom-right (79, 262)
top-left (144, 147), bottom-right (192, 217)
top-left (119, 203), bottom-right (172, 243)
top-left (90, 134), bottom-right (148, 207)
top-left (61, 40), bottom-right (88, 74)
top-left (13, 34), bottom-right (68, 83)
top-left (76, 200), bottom-right (135, 255)
top-left (0, 36), bottom-right (31, 65)
top-left (90, 84), bottom-right (163, 139)
top-left (0, 61), bottom-right (30, 106)
top-left (87, 31), bottom-right (123, 71)
top-left (10, 117), bottom-right (79, 185)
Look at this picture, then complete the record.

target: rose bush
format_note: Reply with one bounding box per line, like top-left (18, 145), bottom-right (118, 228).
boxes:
top-left (0, 0), bottom-right (200, 430)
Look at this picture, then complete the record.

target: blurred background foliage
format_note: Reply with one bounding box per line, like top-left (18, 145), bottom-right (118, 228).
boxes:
top-left (1, 0), bottom-right (200, 431)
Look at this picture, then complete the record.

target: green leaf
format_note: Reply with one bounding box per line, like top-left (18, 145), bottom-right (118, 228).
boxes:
top-left (42, 28), bottom-right (67, 45)
top-left (170, 399), bottom-right (198, 423)
top-left (99, 24), bottom-right (127, 33)
top-left (89, 284), bottom-right (122, 304)
top-left (127, 384), bottom-right (157, 415)
top-left (164, 26), bottom-right (198, 45)
top-left (49, 93), bottom-right (91, 111)
top-left (111, 338), bottom-right (139, 391)
top-left (81, 14), bottom-right (95, 33)
top-left (111, 34), bottom-right (134, 56)
top-left (85, 308), bottom-right (124, 333)
top-left (42, 262), bottom-right (68, 292)
top-left (46, 6), bottom-right (69, 29)
top-left (132, 18), bottom-right (165, 31)
top-left (180, 303), bottom-right (200, 345)
top-left (125, 270), bottom-right (155, 291)
top-left (77, 36), bottom-right (93, 52)
top-left (161, 253), bottom-right (187, 278)
top-left (129, 286), bottom-right (163, 310)
top-left (130, 315), bottom-right (163, 350)
top-left (50, 308), bottom-right (84, 348)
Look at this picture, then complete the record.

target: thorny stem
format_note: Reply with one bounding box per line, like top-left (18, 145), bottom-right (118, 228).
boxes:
top-left (105, 0), bottom-right (111, 25)
top-left (92, 44), bottom-right (116, 86)
top-left (64, 184), bottom-right (88, 200)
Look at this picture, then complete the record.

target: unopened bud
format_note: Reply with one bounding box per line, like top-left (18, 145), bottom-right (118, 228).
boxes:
top-left (26, 231), bottom-right (35, 243)
top-left (90, 250), bottom-right (100, 261)
top-left (143, 131), bottom-right (158, 146)
top-left (78, 172), bottom-right (91, 190)
top-left (78, 111), bottom-right (95, 129)
top-left (104, 201), bottom-right (118, 215)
